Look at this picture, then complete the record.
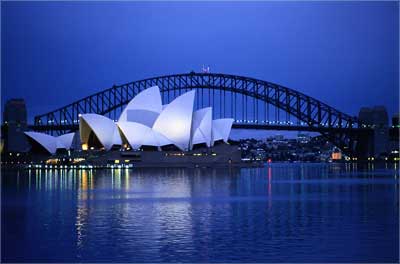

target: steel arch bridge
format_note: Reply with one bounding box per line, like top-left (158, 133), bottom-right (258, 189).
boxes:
top-left (31, 72), bottom-right (373, 157)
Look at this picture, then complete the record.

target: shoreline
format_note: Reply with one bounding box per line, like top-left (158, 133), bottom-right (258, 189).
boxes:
top-left (1, 160), bottom-right (397, 171)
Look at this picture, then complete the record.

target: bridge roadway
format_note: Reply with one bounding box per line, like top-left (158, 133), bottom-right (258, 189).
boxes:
top-left (28, 123), bottom-right (370, 134)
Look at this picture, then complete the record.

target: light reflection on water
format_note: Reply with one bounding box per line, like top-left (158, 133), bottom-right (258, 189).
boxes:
top-left (2, 163), bottom-right (399, 262)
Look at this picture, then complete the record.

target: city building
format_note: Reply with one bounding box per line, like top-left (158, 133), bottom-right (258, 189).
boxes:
top-left (389, 113), bottom-right (399, 157)
top-left (358, 106), bottom-right (389, 157)
top-left (392, 113), bottom-right (399, 128)
top-left (2, 99), bottom-right (29, 152)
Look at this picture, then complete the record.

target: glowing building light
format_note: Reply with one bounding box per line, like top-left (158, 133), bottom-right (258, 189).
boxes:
top-left (331, 152), bottom-right (342, 160)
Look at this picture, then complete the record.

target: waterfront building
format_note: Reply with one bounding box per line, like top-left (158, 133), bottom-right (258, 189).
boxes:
top-left (24, 86), bottom-right (234, 154)
top-left (392, 113), bottom-right (399, 128)
top-left (389, 113), bottom-right (399, 157)
top-left (358, 106), bottom-right (389, 157)
top-left (24, 132), bottom-right (75, 154)
top-left (2, 99), bottom-right (29, 152)
top-left (79, 86), bottom-right (233, 152)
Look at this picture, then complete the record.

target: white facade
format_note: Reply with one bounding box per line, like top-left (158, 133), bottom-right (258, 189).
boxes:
top-left (153, 91), bottom-right (195, 151)
top-left (80, 114), bottom-right (121, 151)
top-left (57, 133), bottom-right (75, 149)
top-left (191, 107), bottom-right (212, 147)
top-left (212, 118), bottom-right (234, 145)
top-left (118, 121), bottom-right (171, 149)
top-left (118, 86), bottom-right (162, 124)
top-left (25, 131), bottom-right (75, 154)
top-left (26, 86), bottom-right (234, 154)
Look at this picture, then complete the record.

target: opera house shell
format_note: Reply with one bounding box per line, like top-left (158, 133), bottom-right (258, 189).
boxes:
top-left (25, 86), bottom-right (234, 153)
top-left (24, 131), bottom-right (75, 154)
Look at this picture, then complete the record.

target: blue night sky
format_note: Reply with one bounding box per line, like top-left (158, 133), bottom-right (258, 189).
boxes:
top-left (2, 1), bottom-right (399, 130)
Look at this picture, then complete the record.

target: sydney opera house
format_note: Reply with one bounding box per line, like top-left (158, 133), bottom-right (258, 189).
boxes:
top-left (24, 87), bottom-right (238, 165)
top-left (24, 131), bottom-right (76, 155)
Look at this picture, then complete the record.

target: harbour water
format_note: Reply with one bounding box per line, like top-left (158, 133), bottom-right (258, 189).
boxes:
top-left (2, 163), bottom-right (399, 262)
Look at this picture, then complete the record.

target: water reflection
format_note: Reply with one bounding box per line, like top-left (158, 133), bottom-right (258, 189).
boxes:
top-left (2, 163), bottom-right (399, 262)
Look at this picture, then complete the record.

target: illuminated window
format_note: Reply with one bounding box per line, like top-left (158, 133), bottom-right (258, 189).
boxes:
top-left (115, 160), bottom-right (120, 164)
top-left (82, 144), bottom-right (88, 151)
top-left (331, 152), bottom-right (342, 160)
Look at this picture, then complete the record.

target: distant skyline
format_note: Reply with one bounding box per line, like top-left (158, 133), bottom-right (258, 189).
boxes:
top-left (2, 1), bottom-right (399, 126)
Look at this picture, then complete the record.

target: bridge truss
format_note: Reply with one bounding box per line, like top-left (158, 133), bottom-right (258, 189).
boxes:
top-left (32, 73), bottom-right (372, 157)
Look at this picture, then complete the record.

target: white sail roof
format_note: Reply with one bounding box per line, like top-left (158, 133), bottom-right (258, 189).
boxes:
top-left (142, 129), bottom-right (171, 147)
top-left (124, 109), bottom-right (159, 127)
top-left (118, 121), bottom-right (171, 149)
top-left (191, 107), bottom-right (212, 148)
top-left (118, 86), bottom-right (162, 123)
top-left (112, 126), bottom-right (122, 146)
top-left (117, 122), bottom-right (151, 149)
top-left (79, 114), bottom-right (120, 150)
top-left (25, 131), bottom-right (76, 154)
top-left (153, 90), bottom-right (196, 151)
top-left (57, 133), bottom-right (75, 149)
top-left (212, 118), bottom-right (234, 144)
top-left (25, 132), bottom-right (57, 154)
top-left (75, 86), bottom-right (235, 152)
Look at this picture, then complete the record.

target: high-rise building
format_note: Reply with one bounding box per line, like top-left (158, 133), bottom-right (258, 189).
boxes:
top-left (2, 99), bottom-right (29, 152)
top-left (389, 113), bottom-right (399, 155)
top-left (358, 106), bottom-right (389, 157)
top-left (392, 113), bottom-right (399, 127)
top-left (358, 107), bottom-right (374, 127)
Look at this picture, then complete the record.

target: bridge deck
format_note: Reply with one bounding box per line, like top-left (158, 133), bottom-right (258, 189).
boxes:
top-left (28, 123), bottom-right (372, 133)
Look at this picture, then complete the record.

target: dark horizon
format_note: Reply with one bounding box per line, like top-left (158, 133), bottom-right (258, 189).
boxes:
top-left (2, 1), bottom-right (399, 124)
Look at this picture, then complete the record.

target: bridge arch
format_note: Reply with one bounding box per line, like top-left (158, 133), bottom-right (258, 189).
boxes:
top-left (33, 72), bottom-right (371, 156)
